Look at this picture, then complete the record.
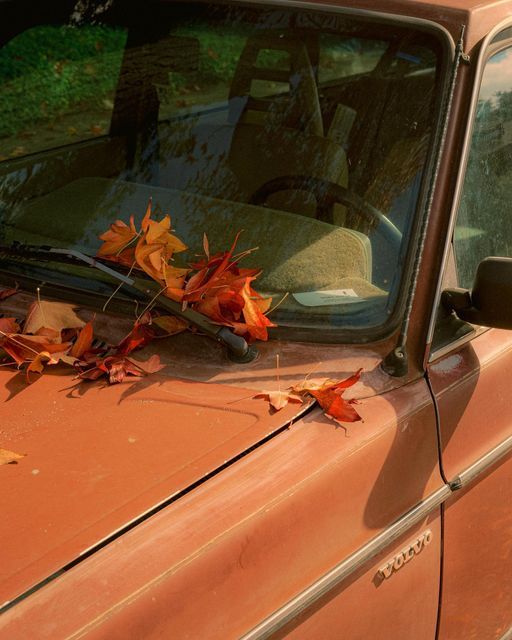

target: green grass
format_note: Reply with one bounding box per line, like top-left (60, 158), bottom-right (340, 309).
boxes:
top-left (0, 25), bottom-right (126, 137)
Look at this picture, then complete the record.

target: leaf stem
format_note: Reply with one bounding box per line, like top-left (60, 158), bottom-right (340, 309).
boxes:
top-left (0, 329), bottom-right (42, 357)
top-left (266, 292), bottom-right (289, 316)
top-left (102, 260), bottom-right (137, 312)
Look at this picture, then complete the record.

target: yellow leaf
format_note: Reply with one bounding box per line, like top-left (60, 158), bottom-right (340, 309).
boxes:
top-left (153, 315), bottom-right (189, 335)
top-left (24, 301), bottom-right (84, 334)
top-left (0, 448), bottom-right (26, 465)
top-left (26, 350), bottom-right (59, 382)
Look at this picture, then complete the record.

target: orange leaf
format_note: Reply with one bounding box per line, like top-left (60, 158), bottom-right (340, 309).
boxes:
top-left (308, 388), bottom-right (362, 424)
top-left (238, 278), bottom-right (275, 342)
top-left (97, 218), bottom-right (138, 257)
top-left (153, 315), bottom-right (189, 335)
top-left (295, 369), bottom-right (363, 425)
top-left (253, 389), bottom-right (303, 411)
top-left (116, 317), bottom-right (155, 356)
top-left (69, 320), bottom-right (94, 359)
top-left (0, 285), bottom-right (18, 300)
top-left (0, 318), bottom-right (20, 334)
top-left (26, 350), bottom-right (59, 383)
top-left (135, 241), bottom-right (166, 281)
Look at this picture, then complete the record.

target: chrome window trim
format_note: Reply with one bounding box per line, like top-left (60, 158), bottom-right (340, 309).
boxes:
top-left (240, 484), bottom-right (452, 640)
top-left (499, 625), bottom-right (512, 640)
top-left (426, 16), bottom-right (512, 363)
top-left (429, 325), bottom-right (486, 363)
top-left (229, 0), bottom-right (455, 41)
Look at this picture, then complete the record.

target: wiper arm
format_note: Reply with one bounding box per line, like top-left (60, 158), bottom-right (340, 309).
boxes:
top-left (0, 243), bottom-right (258, 363)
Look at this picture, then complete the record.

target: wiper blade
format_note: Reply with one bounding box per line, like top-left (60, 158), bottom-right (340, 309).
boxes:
top-left (0, 243), bottom-right (258, 363)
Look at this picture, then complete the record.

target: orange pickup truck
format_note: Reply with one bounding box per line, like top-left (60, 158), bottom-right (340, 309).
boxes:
top-left (1, 0), bottom-right (512, 638)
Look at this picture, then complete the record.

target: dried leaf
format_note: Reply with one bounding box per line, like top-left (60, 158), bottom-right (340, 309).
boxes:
top-left (296, 369), bottom-right (363, 425)
top-left (97, 210), bottom-right (275, 348)
top-left (0, 318), bottom-right (20, 335)
top-left (26, 350), bottom-right (59, 382)
top-left (116, 318), bottom-right (155, 356)
top-left (153, 315), bottom-right (189, 335)
top-left (69, 320), bottom-right (94, 359)
top-left (254, 389), bottom-right (303, 411)
top-left (97, 217), bottom-right (138, 257)
top-left (77, 353), bottom-right (164, 384)
top-left (307, 388), bottom-right (362, 424)
top-left (1, 333), bottom-right (69, 366)
top-left (0, 285), bottom-right (18, 300)
top-left (0, 448), bottom-right (25, 465)
top-left (237, 278), bottom-right (275, 342)
top-left (24, 300), bottom-right (84, 335)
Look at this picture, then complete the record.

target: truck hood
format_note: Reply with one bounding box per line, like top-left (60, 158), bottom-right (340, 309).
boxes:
top-left (0, 294), bottom-right (394, 607)
top-left (0, 366), bottom-right (311, 607)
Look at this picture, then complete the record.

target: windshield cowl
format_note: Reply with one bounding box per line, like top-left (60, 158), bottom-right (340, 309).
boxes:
top-left (0, 287), bottom-right (402, 397)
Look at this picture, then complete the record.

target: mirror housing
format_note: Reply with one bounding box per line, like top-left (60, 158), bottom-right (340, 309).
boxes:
top-left (442, 257), bottom-right (512, 330)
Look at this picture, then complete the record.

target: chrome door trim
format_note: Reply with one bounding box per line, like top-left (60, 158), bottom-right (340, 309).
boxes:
top-left (240, 484), bottom-right (452, 640)
top-left (241, 427), bottom-right (512, 640)
top-left (450, 432), bottom-right (512, 490)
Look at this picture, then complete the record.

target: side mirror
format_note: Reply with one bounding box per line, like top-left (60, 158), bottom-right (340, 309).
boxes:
top-left (442, 257), bottom-right (512, 330)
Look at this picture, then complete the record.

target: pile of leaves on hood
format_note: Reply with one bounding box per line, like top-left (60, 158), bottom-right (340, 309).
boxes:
top-left (97, 199), bottom-right (275, 343)
top-left (0, 298), bottom-right (167, 385)
top-left (255, 367), bottom-right (363, 426)
top-left (0, 199), bottom-right (277, 386)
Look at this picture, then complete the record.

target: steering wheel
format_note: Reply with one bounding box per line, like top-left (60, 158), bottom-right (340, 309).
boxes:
top-left (249, 175), bottom-right (402, 250)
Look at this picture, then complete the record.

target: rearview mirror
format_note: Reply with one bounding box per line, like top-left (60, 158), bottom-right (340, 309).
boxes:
top-left (442, 257), bottom-right (512, 329)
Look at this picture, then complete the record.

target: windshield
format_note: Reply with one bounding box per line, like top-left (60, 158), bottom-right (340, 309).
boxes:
top-left (0, 0), bottom-right (443, 341)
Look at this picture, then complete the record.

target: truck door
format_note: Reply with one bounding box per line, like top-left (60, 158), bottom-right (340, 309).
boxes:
top-left (429, 34), bottom-right (512, 640)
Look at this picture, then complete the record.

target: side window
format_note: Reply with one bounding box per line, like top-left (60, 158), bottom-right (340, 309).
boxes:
top-left (432, 43), bottom-right (512, 354)
top-left (0, 24), bottom-right (127, 159)
top-left (454, 46), bottom-right (512, 288)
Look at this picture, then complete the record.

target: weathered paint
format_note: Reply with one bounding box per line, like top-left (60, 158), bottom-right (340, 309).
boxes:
top-left (0, 377), bottom-right (442, 638)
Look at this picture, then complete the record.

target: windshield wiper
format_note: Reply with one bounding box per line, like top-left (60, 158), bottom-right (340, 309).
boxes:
top-left (0, 243), bottom-right (258, 363)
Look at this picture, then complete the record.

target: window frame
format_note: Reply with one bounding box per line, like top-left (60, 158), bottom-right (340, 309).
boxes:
top-left (428, 21), bottom-right (512, 363)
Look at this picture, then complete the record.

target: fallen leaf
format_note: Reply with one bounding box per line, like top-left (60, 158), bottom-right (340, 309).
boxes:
top-left (0, 286), bottom-right (18, 300)
top-left (24, 300), bottom-right (84, 334)
top-left (254, 389), bottom-right (303, 411)
top-left (0, 317), bottom-right (20, 334)
top-left (116, 318), bottom-right (155, 356)
top-left (307, 387), bottom-right (362, 424)
top-left (153, 315), bottom-right (189, 335)
top-left (98, 209), bottom-right (275, 346)
top-left (0, 448), bottom-right (26, 465)
top-left (26, 350), bottom-right (60, 383)
top-left (77, 353), bottom-right (164, 385)
top-left (297, 369), bottom-right (363, 425)
top-left (97, 217), bottom-right (138, 257)
top-left (69, 320), bottom-right (94, 359)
